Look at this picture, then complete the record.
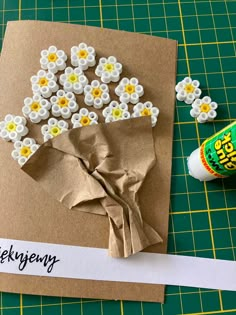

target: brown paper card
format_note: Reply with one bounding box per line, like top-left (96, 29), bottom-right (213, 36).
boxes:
top-left (0, 21), bottom-right (177, 302)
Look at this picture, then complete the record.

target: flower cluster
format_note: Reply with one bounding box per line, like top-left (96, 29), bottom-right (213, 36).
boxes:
top-left (84, 80), bottom-right (110, 109)
top-left (59, 67), bottom-right (88, 94)
top-left (11, 138), bottom-right (40, 167)
top-left (95, 56), bottom-right (122, 83)
top-left (175, 77), bottom-right (218, 123)
top-left (0, 114), bottom-right (28, 142)
top-left (1, 43), bottom-right (161, 168)
top-left (71, 108), bottom-right (98, 128)
top-left (102, 101), bottom-right (130, 123)
top-left (115, 77), bottom-right (144, 104)
top-left (40, 46), bottom-right (67, 74)
top-left (190, 96), bottom-right (218, 123)
top-left (22, 94), bottom-right (51, 123)
top-left (175, 77), bottom-right (201, 104)
top-left (50, 90), bottom-right (79, 119)
top-left (41, 118), bottom-right (69, 142)
top-left (132, 102), bottom-right (160, 127)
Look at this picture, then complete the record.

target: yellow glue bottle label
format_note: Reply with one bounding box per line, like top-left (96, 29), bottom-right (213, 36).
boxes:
top-left (200, 121), bottom-right (236, 178)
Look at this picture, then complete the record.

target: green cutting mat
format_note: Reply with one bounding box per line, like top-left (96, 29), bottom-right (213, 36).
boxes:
top-left (0, 0), bottom-right (236, 314)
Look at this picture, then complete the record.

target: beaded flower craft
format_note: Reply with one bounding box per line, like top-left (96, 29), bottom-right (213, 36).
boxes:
top-left (84, 80), bottom-right (110, 109)
top-left (71, 108), bottom-right (98, 128)
top-left (40, 46), bottom-right (67, 74)
top-left (71, 43), bottom-right (96, 70)
top-left (11, 137), bottom-right (40, 167)
top-left (95, 56), bottom-right (122, 83)
top-left (102, 101), bottom-right (130, 123)
top-left (190, 96), bottom-right (218, 123)
top-left (115, 77), bottom-right (144, 104)
top-left (0, 114), bottom-right (28, 142)
top-left (175, 77), bottom-right (201, 104)
top-left (41, 118), bottom-right (69, 142)
top-left (132, 102), bottom-right (160, 127)
top-left (50, 90), bottom-right (79, 119)
top-left (59, 67), bottom-right (88, 94)
top-left (22, 94), bottom-right (51, 123)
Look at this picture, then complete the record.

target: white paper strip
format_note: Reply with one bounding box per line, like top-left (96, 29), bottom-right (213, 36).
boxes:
top-left (0, 238), bottom-right (235, 291)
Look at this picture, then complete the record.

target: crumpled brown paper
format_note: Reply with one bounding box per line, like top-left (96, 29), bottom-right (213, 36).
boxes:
top-left (23, 116), bottom-right (162, 258)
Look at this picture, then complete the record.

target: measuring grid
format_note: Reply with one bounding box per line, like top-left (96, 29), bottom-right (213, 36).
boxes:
top-left (0, 0), bottom-right (236, 314)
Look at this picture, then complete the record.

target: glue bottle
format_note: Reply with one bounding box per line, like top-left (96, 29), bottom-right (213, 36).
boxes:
top-left (188, 121), bottom-right (236, 181)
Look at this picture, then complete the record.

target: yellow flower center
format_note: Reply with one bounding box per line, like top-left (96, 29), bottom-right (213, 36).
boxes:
top-left (50, 126), bottom-right (61, 137)
top-left (184, 84), bottom-right (195, 94)
top-left (125, 84), bottom-right (135, 94)
top-left (6, 122), bottom-right (16, 132)
top-left (92, 88), bottom-right (102, 98)
top-left (78, 50), bottom-right (88, 59)
top-left (104, 63), bottom-right (114, 72)
top-left (38, 77), bottom-right (48, 87)
top-left (30, 102), bottom-right (41, 112)
top-left (20, 146), bottom-right (32, 158)
top-left (141, 108), bottom-right (151, 116)
top-left (112, 108), bottom-right (123, 119)
top-left (200, 103), bottom-right (210, 113)
top-left (80, 116), bottom-right (91, 126)
top-left (47, 53), bottom-right (58, 62)
top-left (57, 97), bottom-right (69, 108)
top-left (68, 74), bottom-right (78, 83)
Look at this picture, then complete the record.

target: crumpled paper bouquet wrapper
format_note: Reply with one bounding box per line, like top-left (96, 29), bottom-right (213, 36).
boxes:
top-left (23, 116), bottom-right (163, 258)
top-left (0, 21), bottom-right (177, 302)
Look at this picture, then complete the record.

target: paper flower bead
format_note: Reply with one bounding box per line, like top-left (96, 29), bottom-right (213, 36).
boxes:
top-left (175, 77), bottom-right (201, 104)
top-left (59, 67), bottom-right (88, 94)
top-left (71, 108), bottom-right (98, 128)
top-left (190, 96), bottom-right (218, 123)
top-left (71, 43), bottom-right (96, 70)
top-left (31, 70), bottom-right (58, 98)
top-left (0, 114), bottom-right (28, 142)
top-left (40, 46), bottom-right (67, 74)
top-left (84, 80), bottom-right (110, 109)
top-left (102, 101), bottom-right (130, 123)
top-left (41, 118), bottom-right (68, 142)
top-left (115, 77), bottom-right (144, 104)
top-left (11, 138), bottom-right (40, 167)
top-left (95, 56), bottom-right (122, 83)
top-left (132, 102), bottom-right (160, 127)
top-left (50, 90), bottom-right (79, 119)
top-left (22, 94), bottom-right (51, 123)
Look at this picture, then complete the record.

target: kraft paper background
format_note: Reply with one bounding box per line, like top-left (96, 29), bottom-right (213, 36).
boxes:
top-left (0, 21), bottom-right (177, 302)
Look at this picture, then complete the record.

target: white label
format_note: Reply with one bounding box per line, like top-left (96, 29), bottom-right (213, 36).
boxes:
top-left (0, 238), bottom-right (235, 291)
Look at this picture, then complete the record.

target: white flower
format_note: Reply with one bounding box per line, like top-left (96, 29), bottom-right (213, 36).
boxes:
top-left (95, 56), bottom-right (122, 83)
top-left (132, 102), bottom-right (160, 127)
top-left (84, 80), bottom-right (110, 109)
top-left (71, 108), bottom-right (98, 128)
top-left (40, 46), bottom-right (67, 74)
top-left (190, 96), bottom-right (218, 123)
top-left (22, 94), bottom-right (51, 123)
top-left (31, 70), bottom-right (58, 98)
top-left (50, 90), bottom-right (79, 119)
top-left (71, 43), bottom-right (96, 70)
top-left (175, 77), bottom-right (201, 104)
top-left (102, 101), bottom-right (130, 123)
top-left (41, 118), bottom-right (69, 142)
top-left (59, 67), bottom-right (88, 94)
top-left (0, 114), bottom-right (28, 142)
top-left (11, 137), bottom-right (40, 167)
top-left (115, 77), bottom-right (144, 104)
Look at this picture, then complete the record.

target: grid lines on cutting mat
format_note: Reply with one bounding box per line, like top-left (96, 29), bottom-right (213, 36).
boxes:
top-left (0, 0), bottom-right (235, 314)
